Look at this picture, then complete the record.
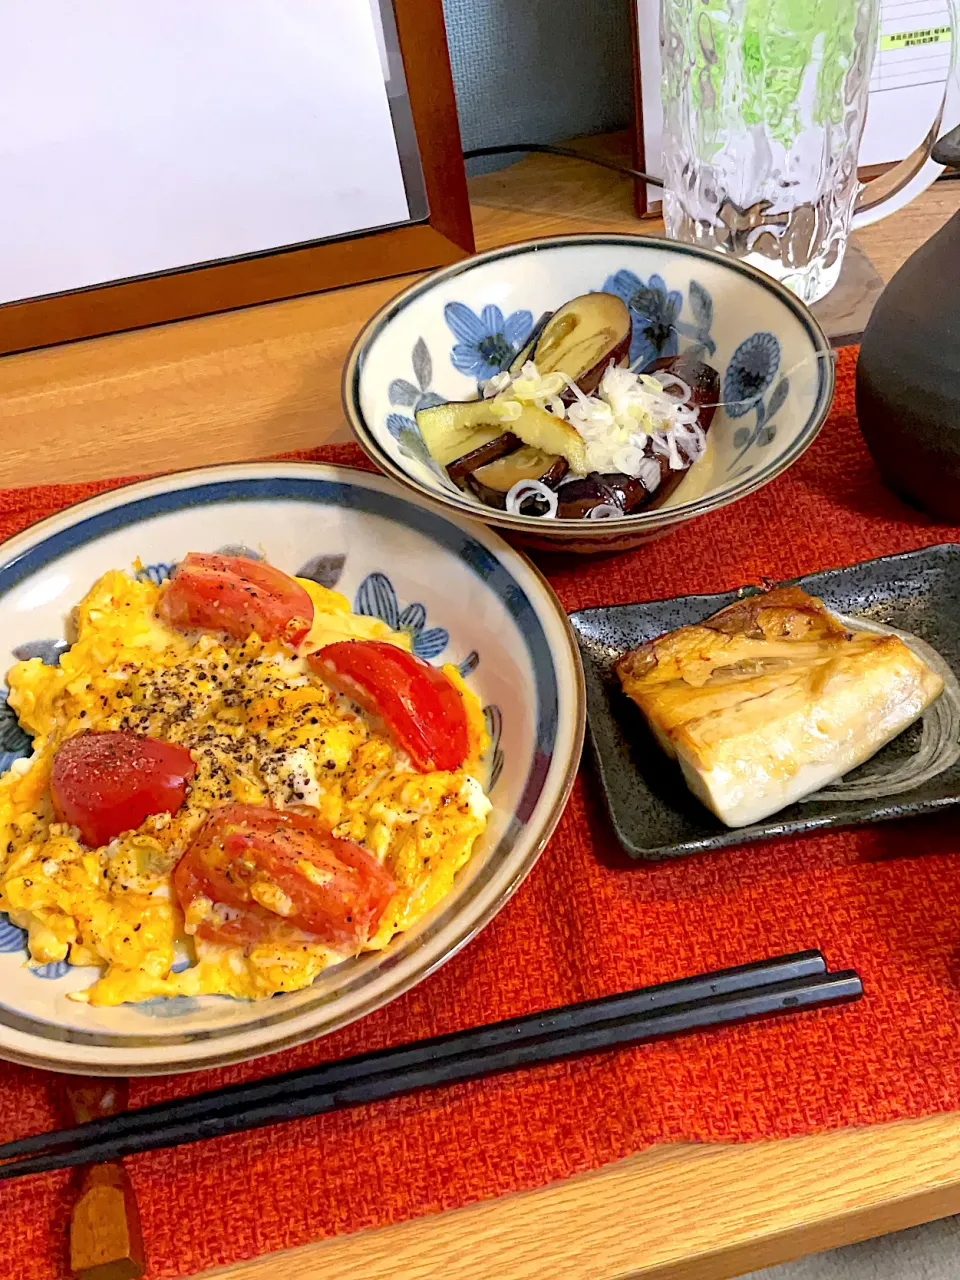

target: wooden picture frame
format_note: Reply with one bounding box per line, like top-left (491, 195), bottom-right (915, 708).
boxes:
top-left (630, 0), bottom-right (655, 219)
top-left (0, 0), bottom-right (473, 356)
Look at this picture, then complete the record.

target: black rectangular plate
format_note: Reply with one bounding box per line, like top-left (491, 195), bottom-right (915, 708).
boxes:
top-left (569, 545), bottom-right (960, 860)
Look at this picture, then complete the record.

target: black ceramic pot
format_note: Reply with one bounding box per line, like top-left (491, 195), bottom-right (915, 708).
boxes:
top-left (855, 207), bottom-right (960, 521)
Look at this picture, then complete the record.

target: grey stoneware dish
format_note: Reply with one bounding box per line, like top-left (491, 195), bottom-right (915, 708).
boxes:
top-left (570, 545), bottom-right (960, 860)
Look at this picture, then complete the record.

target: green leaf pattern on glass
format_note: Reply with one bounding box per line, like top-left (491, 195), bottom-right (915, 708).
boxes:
top-left (689, 0), bottom-right (864, 146)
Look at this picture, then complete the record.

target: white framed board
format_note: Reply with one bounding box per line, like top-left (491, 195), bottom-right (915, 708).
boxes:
top-left (0, 0), bottom-right (471, 354)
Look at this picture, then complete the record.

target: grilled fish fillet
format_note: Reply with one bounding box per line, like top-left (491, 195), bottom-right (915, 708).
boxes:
top-left (616, 586), bottom-right (944, 827)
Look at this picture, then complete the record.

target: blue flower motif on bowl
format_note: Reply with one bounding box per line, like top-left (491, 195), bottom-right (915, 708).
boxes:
top-left (13, 639), bottom-right (67, 666)
top-left (672, 279), bottom-right (718, 362)
top-left (723, 331), bottom-right (781, 417)
top-left (602, 270), bottom-right (683, 370)
top-left (385, 412), bottom-right (439, 477)
top-left (136, 995), bottom-right (201, 1017)
top-left (483, 704), bottom-right (505, 790)
top-left (388, 337), bottom-right (446, 415)
top-left (387, 273), bottom-right (726, 481)
top-left (387, 339), bottom-right (452, 480)
top-left (444, 302), bottom-right (533, 382)
top-left (32, 959), bottom-right (71, 980)
top-left (354, 572), bottom-right (450, 661)
top-left (135, 560), bottom-right (176, 585)
top-left (296, 553), bottom-right (346, 590)
top-left (0, 691), bottom-right (32, 774)
top-left (723, 332), bottom-right (789, 472)
top-left (0, 913), bottom-right (27, 954)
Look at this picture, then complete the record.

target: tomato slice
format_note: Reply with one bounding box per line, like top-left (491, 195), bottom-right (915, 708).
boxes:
top-left (173, 803), bottom-right (396, 950)
top-left (159, 553), bottom-right (314, 647)
top-left (51, 730), bottom-right (197, 848)
top-left (309, 640), bottom-right (469, 772)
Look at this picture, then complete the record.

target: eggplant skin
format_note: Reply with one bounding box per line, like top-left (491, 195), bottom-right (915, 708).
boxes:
top-left (635, 355), bottom-right (720, 512)
top-left (508, 311), bottom-right (553, 375)
top-left (555, 473), bottom-right (647, 519)
top-left (446, 433), bottom-right (522, 487)
top-left (616, 586), bottom-right (945, 827)
top-left (468, 455), bottom-right (568, 509)
top-left (427, 344), bottom-right (720, 523)
top-left (646, 354), bottom-right (720, 433)
top-left (532, 293), bottom-right (632, 400)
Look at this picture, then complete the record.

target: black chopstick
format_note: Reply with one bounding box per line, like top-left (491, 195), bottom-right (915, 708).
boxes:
top-left (0, 960), bottom-right (860, 1180)
top-left (0, 950), bottom-right (827, 1164)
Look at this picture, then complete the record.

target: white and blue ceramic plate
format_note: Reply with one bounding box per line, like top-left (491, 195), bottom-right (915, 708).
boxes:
top-left (0, 463), bottom-right (584, 1075)
top-left (343, 234), bottom-right (835, 551)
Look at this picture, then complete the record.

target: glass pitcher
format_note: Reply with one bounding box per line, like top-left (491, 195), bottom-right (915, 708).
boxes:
top-left (659, 0), bottom-right (960, 302)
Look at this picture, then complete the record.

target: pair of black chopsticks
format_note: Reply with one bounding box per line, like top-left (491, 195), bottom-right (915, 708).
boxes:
top-left (0, 950), bottom-right (860, 1180)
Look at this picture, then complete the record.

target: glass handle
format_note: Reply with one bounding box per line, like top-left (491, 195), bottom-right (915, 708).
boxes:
top-left (932, 121), bottom-right (960, 164)
top-left (851, 0), bottom-right (960, 229)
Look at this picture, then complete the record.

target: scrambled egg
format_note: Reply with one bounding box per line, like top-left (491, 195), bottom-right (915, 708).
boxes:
top-left (0, 571), bottom-right (490, 1006)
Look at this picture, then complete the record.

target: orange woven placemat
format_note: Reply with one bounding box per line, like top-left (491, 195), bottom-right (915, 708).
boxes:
top-left (6, 346), bottom-right (960, 1280)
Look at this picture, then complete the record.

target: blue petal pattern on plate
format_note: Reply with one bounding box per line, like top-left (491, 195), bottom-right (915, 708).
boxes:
top-left (399, 602), bottom-right (426, 632)
top-left (458, 650), bottom-right (480, 678)
top-left (444, 302), bottom-right (533, 382)
top-left (0, 913), bottom-right (27, 954)
top-left (483, 705), bottom-right (505, 790)
top-left (297, 553), bottom-right (346, 589)
top-left (355, 571), bottom-right (400, 630)
top-left (0, 691), bottom-right (31, 766)
top-left (12, 639), bottom-right (67, 666)
top-left (602, 270), bottom-right (683, 370)
top-left (32, 960), bottom-right (71, 980)
top-left (354, 572), bottom-right (450, 660)
top-left (388, 337), bottom-right (446, 415)
top-left (135, 561), bottom-right (177, 585)
top-left (724, 333), bottom-right (786, 471)
top-left (216, 543), bottom-right (265, 560)
top-left (136, 996), bottom-right (201, 1017)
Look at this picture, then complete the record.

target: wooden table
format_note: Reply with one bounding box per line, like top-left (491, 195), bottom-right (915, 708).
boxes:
top-left (3, 138), bottom-right (960, 1280)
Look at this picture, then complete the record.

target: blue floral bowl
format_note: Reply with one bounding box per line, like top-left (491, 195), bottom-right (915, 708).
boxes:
top-left (0, 463), bottom-right (583, 1074)
top-left (343, 234), bottom-right (835, 553)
